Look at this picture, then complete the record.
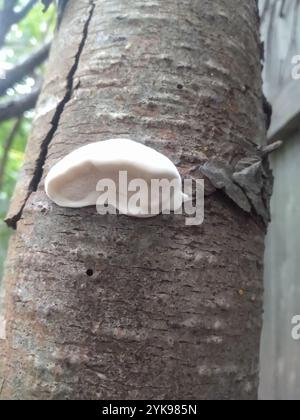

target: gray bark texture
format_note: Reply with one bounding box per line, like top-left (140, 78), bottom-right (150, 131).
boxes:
top-left (0, 0), bottom-right (267, 400)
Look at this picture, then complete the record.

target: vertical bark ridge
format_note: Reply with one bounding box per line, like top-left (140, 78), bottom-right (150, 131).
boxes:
top-left (5, 0), bottom-right (95, 229)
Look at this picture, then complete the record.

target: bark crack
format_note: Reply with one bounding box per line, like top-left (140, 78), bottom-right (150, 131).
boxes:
top-left (5, 0), bottom-right (95, 230)
top-left (0, 379), bottom-right (4, 398)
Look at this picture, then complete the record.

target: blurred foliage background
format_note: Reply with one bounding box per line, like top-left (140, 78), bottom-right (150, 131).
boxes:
top-left (0, 0), bottom-right (56, 282)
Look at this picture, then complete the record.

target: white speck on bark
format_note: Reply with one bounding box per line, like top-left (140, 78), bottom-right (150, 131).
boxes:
top-left (0, 317), bottom-right (6, 340)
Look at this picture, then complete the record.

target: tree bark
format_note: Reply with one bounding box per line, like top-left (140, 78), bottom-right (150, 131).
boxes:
top-left (0, 0), bottom-right (267, 400)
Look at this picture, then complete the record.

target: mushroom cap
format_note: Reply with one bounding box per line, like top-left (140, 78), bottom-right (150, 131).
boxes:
top-left (45, 138), bottom-right (184, 217)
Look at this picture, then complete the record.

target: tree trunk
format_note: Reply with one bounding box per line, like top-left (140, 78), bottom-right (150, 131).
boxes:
top-left (0, 0), bottom-right (267, 400)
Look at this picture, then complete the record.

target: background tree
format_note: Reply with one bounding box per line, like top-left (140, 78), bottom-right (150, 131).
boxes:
top-left (0, 0), bottom-right (270, 400)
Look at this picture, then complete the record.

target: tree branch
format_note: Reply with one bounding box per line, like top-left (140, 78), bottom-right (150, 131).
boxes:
top-left (14, 0), bottom-right (39, 22)
top-left (0, 0), bottom-right (38, 48)
top-left (0, 118), bottom-right (22, 192)
top-left (0, 1), bottom-right (17, 48)
top-left (0, 82), bottom-right (41, 123)
top-left (0, 42), bottom-right (51, 97)
top-left (41, 0), bottom-right (54, 13)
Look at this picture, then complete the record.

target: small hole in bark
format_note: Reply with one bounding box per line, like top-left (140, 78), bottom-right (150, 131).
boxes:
top-left (86, 269), bottom-right (94, 277)
top-left (177, 83), bottom-right (183, 90)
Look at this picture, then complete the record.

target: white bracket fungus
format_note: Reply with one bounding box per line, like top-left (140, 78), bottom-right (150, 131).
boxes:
top-left (45, 139), bottom-right (185, 218)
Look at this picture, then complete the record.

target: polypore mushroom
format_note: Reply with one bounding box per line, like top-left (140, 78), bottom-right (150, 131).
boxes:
top-left (45, 138), bottom-right (185, 217)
